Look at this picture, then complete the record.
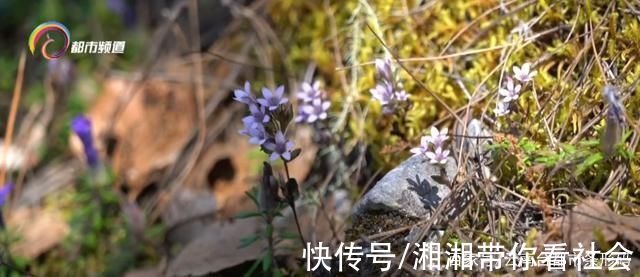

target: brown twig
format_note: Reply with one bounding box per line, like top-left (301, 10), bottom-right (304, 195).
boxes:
top-left (0, 51), bottom-right (26, 188)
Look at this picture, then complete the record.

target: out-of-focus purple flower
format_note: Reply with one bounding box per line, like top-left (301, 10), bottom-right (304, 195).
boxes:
top-left (297, 98), bottom-right (331, 123)
top-left (410, 136), bottom-right (430, 156)
top-left (297, 81), bottom-right (323, 103)
top-left (511, 21), bottom-right (532, 38)
top-left (513, 63), bottom-right (537, 83)
top-left (107, 0), bottom-right (136, 27)
top-left (375, 58), bottom-right (393, 81)
top-left (498, 77), bottom-right (521, 102)
top-left (233, 81), bottom-right (256, 106)
top-left (370, 81), bottom-right (395, 106)
top-left (394, 89), bottom-right (409, 102)
top-left (263, 131), bottom-right (295, 161)
top-left (240, 118), bottom-right (269, 145)
top-left (71, 115), bottom-right (99, 168)
top-left (257, 86), bottom-right (288, 111)
top-left (370, 58), bottom-right (409, 113)
top-left (601, 85), bottom-right (626, 155)
top-left (0, 183), bottom-right (13, 207)
top-left (295, 81), bottom-right (331, 123)
top-left (603, 85), bottom-right (625, 124)
top-left (493, 101), bottom-right (510, 117)
top-left (425, 147), bottom-right (450, 165)
top-left (426, 126), bottom-right (449, 148)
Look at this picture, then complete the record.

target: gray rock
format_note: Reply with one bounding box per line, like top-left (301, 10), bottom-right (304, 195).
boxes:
top-left (454, 118), bottom-right (492, 160)
top-left (353, 155), bottom-right (457, 219)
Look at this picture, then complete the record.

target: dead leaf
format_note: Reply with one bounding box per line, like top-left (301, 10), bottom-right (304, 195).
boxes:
top-left (162, 187), bottom-right (218, 246)
top-left (552, 198), bottom-right (640, 247)
top-left (166, 190), bottom-right (351, 275)
top-left (182, 130), bottom-right (256, 219)
top-left (191, 125), bottom-right (317, 219)
top-left (166, 217), bottom-right (265, 276)
top-left (7, 207), bottom-right (69, 258)
top-left (70, 78), bottom-right (197, 199)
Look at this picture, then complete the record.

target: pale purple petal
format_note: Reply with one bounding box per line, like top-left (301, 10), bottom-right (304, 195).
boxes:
top-left (282, 152), bottom-right (291, 161)
top-left (425, 151), bottom-right (437, 160)
top-left (263, 142), bottom-right (276, 151)
top-left (410, 147), bottom-right (423, 155)
top-left (274, 86), bottom-right (285, 99)
top-left (262, 88), bottom-right (273, 99)
top-left (269, 152), bottom-right (280, 161)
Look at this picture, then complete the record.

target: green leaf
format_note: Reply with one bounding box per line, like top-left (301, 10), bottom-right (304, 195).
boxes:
top-left (239, 234), bottom-right (261, 248)
top-left (262, 252), bottom-right (272, 273)
top-left (244, 258), bottom-right (262, 277)
top-left (265, 224), bottom-right (274, 238)
top-left (559, 143), bottom-right (577, 154)
top-left (235, 211), bottom-right (263, 219)
top-left (576, 152), bottom-right (603, 175)
top-left (279, 231), bottom-right (301, 241)
top-left (578, 139), bottom-right (600, 147)
top-left (290, 148), bottom-right (301, 161)
top-left (245, 190), bottom-right (259, 206)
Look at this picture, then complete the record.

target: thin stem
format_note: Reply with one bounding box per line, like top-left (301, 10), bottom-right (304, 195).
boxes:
top-left (282, 160), bottom-right (306, 246)
top-left (283, 159), bottom-right (291, 180)
top-left (290, 205), bottom-right (306, 246)
top-left (265, 220), bottom-right (278, 274)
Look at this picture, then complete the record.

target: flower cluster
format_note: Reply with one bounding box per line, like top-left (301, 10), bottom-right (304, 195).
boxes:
top-left (370, 58), bottom-right (409, 114)
top-left (410, 127), bottom-right (450, 165)
top-left (494, 63), bottom-right (537, 117)
top-left (235, 82), bottom-right (298, 161)
top-left (295, 81), bottom-right (331, 123)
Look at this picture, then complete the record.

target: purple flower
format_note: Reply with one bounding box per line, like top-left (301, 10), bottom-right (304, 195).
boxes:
top-left (257, 86), bottom-right (288, 111)
top-left (245, 104), bottom-right (270, 125)
top-left (370, 57), bottom-right (409, 113)
top-left (498, 77), bottom-right (521, 102)
top-left (493, 101), bottom-right (510, 117)
top-left (71, 115), bottom-right (99, 168)
top-left (426, 127), bottom-right (449, 148)
top-left (239, 118), bottom-right (269, 145)
top-left (370, 81), bottom-right (395, 106)
top-left (513, 63), bottom-right (537, 83)
top-left (511, 21), bottom-right (532, 38)
top-left (375, 58), bottom-right (394, 80)
top-left (295, 81), bottom-right (331, 124)
top-left (395, 90), bottom-right (409, 102)
top-left (263, 131), bottom-right (295, 161)
top-left (426, 147), bottom-right (450, 165)
top-left (410, 136), bottom-right (431, 156)
top-left (297, 81), bottom-right (323, 103)
top-left (0, 183), bottom-right (14, 207)
top-left (233, 81), bottom-right (256, 105)
top-left (603, 85), bottom-right (625, 124)
top-left (410, 127), bottom-right (450, 158)
top-left (297, 98), bottom-right (331, 123)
